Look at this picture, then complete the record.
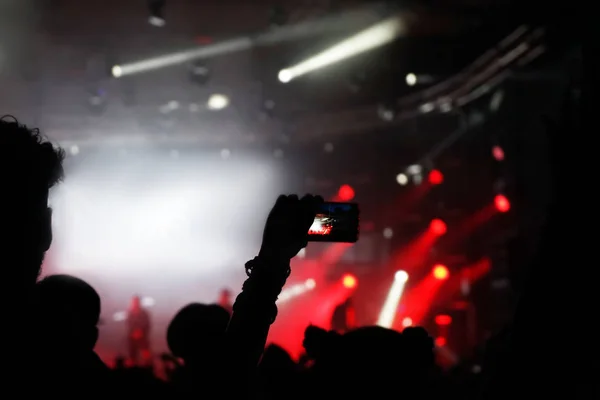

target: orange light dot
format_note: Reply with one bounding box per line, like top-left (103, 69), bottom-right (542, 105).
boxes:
top-left (433, 264), bottom-right (449, 280)
top-left (342, 274), bottom-right (357, 289)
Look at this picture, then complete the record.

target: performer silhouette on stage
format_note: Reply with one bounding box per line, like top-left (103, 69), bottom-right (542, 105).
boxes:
top-left (127, 295), bottom-right (152, 366)
top-left (330, 297), bottom-right (356, 333)
top-left (218, 288), bottom-right (233, 315)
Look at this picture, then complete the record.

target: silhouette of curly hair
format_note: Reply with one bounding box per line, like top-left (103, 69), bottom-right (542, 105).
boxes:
top-left (0, 116), bottom-right (65, 193)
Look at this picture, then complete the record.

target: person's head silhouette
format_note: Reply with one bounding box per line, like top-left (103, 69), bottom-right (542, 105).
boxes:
top-left (130, 295), bottom-right (142, 311)
top-left (36, 274), bottom-right (102, 352)
top-left (167, 303), bottom-right (229, 365)
top-left (0, 117), bottom-right (64, 292)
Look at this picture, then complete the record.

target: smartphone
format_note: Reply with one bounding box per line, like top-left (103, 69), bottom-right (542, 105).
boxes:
top-left (307, 202), bottom-right (359, 243)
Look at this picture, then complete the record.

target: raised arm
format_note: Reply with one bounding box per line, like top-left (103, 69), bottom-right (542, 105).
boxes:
top-left (225, 195), bottom-right (321, 387)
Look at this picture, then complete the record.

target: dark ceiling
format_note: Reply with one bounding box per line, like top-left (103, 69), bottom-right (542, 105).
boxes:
top-left (0, 0), bottom-right (566, 145)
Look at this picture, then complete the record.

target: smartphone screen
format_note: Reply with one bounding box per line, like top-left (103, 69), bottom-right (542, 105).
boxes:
top-left (307, 202), bottom-right (359, 243)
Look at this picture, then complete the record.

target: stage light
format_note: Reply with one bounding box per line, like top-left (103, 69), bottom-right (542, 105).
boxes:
top-left (428, 169), bottom-right (443, 185)
top-left (278, 69), bottom-right (292, 83)
top-left (492, 145), bottom-right (504, 161)
top-left (377, 270), bottom-right (409, 328)
top-left (338, 184), bottom-right (355, 201)
top-left (383, 227), bottom-right (393, 239)
top-left (395, 270), bottom-right (409, 282)
top-left (494, 194), bottom-right (510, 212)
top-left (342, 274), bottom-right (357, 289)
top-left (207, 94), bottom-right (229, 110)
top-left (396, 173), bottom-right (408, 185)
top-left (405, 73), bottom-right (417, 86)
top-left (112, 65), bottom-right (122, 78)
top-left (434, 337), bottom-right (447, 347)
top-left (433, 264), bottom-right (449, 280)
top-left (429, 219), bottom-right (447, 236)
top-left (147, 0), bottom-right (166, 27)
top-left (402, 317), bottom-right (413, 327)
top-left (434, 314), bottom-right (452, 326)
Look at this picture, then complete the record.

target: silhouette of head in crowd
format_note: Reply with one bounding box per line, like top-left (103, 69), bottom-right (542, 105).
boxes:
top-left (36, 274), bottom-right (102, 352)
top-left (302, 325), bottom-right (434, 397)
top-left (0, 117), bottom-right (64, 292)
top-left (167, 303), bottom-right (230, 366)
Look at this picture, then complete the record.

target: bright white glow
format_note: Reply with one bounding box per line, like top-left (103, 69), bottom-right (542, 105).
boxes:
top-left (295, 248), bottom-right (306, 258)
top-left (141, 296), bottom-right (155, 307)
top-left (48, 150), bottom-right (284, 326)
top-left (113, 311), bottom-right (127, 322)
top-left (396, 173), bottom-right (408, 185)
top-left (70, 145), bottom-right (80, 156)
top-left (419, 103), bottom-right (435, 113)
top-left (111, 65), bottom-right (122, 78)
top-left (278, 69), bottom-right (292, 83)
top-left (148, 16), bottom-right (166, 27)
top-left (277, 279), bottom-right (316, 304)
top-left (405, 73), bottom-right (417, 86)
top-left (402, 317), bottom-right (413, 327)
top-left (377, 270), bottom-right (409, 328)
top-left (207, 94), bottom-right (229, 110)
top-left (111, 10), bottom-right (386, 77)
top-left (279, 16), bottom-right (405, 82)
top-left (383, 227), bottom-right (393, 239)
top-left (395, 270), bottom-right (409, 282)
top-left (407, 165), bottom-right (422, 175)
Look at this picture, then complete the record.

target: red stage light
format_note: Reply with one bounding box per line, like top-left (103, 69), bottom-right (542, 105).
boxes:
top-left (494, 194), bottom-right (510, 212)
top-left (338, 184), bottom-right (355, 201)
top-left (342, 274), bottom-right (357, 289)
top-left (492, 145), bottom-right (504, 161)
top-left (434, 337), bottom-right (447, 347)
top-left (428, 169), bottom-right (444, 185)
top-left (433, 264), bottom-right (449, 280)
top-left (429, 219), bottom-right (447, 236)
top-left (435, 314), bottom-right (452, 326)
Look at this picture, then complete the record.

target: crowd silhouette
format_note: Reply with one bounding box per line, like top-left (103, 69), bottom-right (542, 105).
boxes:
top-left (0, 65), bottom-right (591, 400)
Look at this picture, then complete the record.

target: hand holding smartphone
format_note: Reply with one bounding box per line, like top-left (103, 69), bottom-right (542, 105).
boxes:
top-left (307, 202), bottom-right (359, 243)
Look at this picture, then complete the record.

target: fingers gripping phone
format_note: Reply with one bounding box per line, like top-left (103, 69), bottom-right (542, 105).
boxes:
top-left (307, 202), bottom-right (359, 243)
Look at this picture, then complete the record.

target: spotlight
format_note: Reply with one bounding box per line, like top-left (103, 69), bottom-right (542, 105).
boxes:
top-left (429, 219), bottom-right (447, 236)
top-left (147, 0), bottom-right (166, 27)
top-left (405, 73), bottom-right (417, 86)
top-left (337, 184), bottom-right (355, 201)
top-left (207, 94), bottom-right (229, 111)
top-left (494, 194), bottom-right (510, 212)
top-left (278, 69), bottom-right (292, 83)
top-left (428, 169), bottom-right (443, 185)
top-left (432, 264), bottom-right (449, 280)
top-left (396, 173), bottom-right (408, 185)
top-left (395, 270), bottom-right (408, 282)
top-left (342, 274), bottom-right (357, 289)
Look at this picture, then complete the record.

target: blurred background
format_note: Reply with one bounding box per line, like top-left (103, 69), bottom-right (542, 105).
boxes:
top-left (0, 0), bottom-right (579, 365)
